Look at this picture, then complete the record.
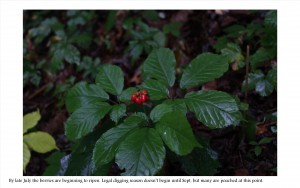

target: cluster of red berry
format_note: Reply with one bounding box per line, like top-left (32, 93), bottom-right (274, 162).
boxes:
top-left (131, 90), bottom-right (149, 105)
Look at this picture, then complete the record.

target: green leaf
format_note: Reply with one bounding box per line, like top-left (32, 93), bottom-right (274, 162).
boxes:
top-left (250, 48), bottom-right (271, 69)
top-left (104, 11), bottom-right (117, 32)
top-left (142, 48), bottom-right (176, 87)
top-left (243, 70), bottom-right (274, 97)
top-left (179, 147), bottom-right (220, 176)
top-left (66, 82), bottom-right (109, 113)
top-left (23, 110), bottom-right (41, 134)
top-left (116, 128), bottom-right (166, 176)
top-left (221, 43), bottom-right (245, 69)
top-left (63, 122), bottom-right (113, 176)
top-left (140, 79), bottom-right (169, 100)
top-left (256, 79), bottom-right (274, 97)
top-left (265, 10), bottom-right (277, 27)
top-left (180, 53), bottom-right (228, 89)
top-left (254, 146), bottom-right (262, 156)
top-left (110, 104), bottom-right (126, 123)
top-left (259, 137), bottom-right (273, 145)
top-left (163, 99), bottom-right (187, 115)
top-left (184, 90), bottom-right (242, 128)
top-left (130, 44), bottom-right (143, 60)
top-left (249, 141), bottom-right (258, 146)
top-left (51, 43), bottom-right (80, 66)
top-left (23, 131), bottom-right (58, 153)
top-left (266, 66), bottom-right (277, 90)
top-left (118, 87), bottom-right (137, 102)
top-left (96, 64), bottom-right (124, 95)
top-left (65, 102), bottom-right (111, 140)
top-left (155, 111), bottom-right (200, 156)
top-left (150, 104), bottom-right (173, 123)
top-left (93, 113), bottom-right (147, 166)
top-left (23, 143), bottom-right (31, 172)
top-left (43, 151), bottom-right (65, 176)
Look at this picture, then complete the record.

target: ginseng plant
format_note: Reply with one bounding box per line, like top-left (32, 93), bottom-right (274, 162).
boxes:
top-left (64, 47), bottom-right (244, 176)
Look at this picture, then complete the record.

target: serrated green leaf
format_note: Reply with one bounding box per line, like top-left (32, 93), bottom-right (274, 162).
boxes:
top-left (142, 48), bottom-right (176, 87)
top-left (65, 102), bottom-right (111, 140)
top-left (23, 110), bottom-right (41, 134)
top-left (116, 128), bottom-right (165, 176)
top-left (163, 99), bottom-right (187, 115)
top-left (93, 113), bottom-right (147, 166)
top-left (23, 143), bottom-right (31, 172)
top-left (96, 64), bottom-right (124, 95)
top-left (110, 104), bottom-right (126, 123)
top-left (23, 131), bottom-right (58, 153)
top-left (155, 111), bottom-right (200, 156)
top-left (185, 90), bottom-right (242, 128)
top-left (118, 87), bottom-right (137, 102)
top-left (140, 79), bottom-right (169, 100)
top-left (180, 53), bottom-right (228, 89)
top-left (150, 104), bottom-right (173, 123)
top-left (66, 82), bottom-right (109, 113)
top-left (259, 137), bottom-right (273, 145)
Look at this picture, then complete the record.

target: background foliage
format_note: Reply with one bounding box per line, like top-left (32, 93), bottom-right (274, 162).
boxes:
top-left (23, 10), bottom-right (277, 176)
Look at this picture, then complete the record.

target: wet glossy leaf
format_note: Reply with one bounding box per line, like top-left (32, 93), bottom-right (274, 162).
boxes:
top-left (23, 143), bottom-right (30, 172)
top-left (116, 128), bottom-right (165, 176)
top-left (155, 111), bottom-right (201, 156)
top-left (66, 82), bottom-right (109, 113)
top-left (256, 79), bottom-right (274, 97)
top-left (65, 102), bottom-right (111, 140)
top-left (96, 64), bottom-right (124, 95)
top-left (93, 113), bottom-right (147, 166)
top-left (180, 53), bottom-right (228, 89)
top-left (185, 90), bottom-right (242, 128)
top-left (141, 79), bottom-right (169, 100)
top-left (23, 110), bottom-right (41, 134)
top-left (142, 48), bottom-right (176, 87)
top-left (23, 131), bottom-right (58, 153)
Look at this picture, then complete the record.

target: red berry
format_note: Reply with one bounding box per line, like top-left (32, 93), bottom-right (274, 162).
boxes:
top-left (145, 95), bottom-right (149, 101)
top-left (135, 97), bottom-right (142, 105)
top-left (141, 90), bottom-right (147, 95)
top-left (141, 95), bottom-right (147, 102)
top-left (131, 94), bottom-right (137, 102)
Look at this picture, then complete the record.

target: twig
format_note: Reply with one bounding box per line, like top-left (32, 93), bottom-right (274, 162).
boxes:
top-left (28, 81), bottom-right (55, 100)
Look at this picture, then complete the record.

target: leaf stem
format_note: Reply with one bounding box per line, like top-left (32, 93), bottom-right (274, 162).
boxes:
top-left (245, 45), bottom-right (250, 103)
